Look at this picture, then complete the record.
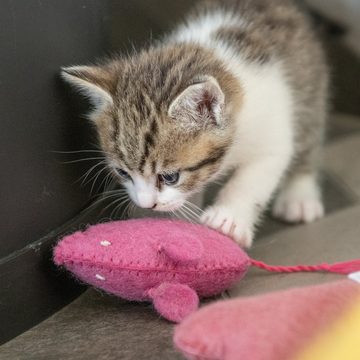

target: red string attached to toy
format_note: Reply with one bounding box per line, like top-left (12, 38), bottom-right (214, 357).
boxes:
top-left (250, 258), bottom-right (360, 275)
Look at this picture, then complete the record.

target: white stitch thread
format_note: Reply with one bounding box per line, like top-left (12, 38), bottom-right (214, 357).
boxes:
top-left (100, 240), bottom-right (111, 246)
top-left (95, 274), bottom-right (106, 281)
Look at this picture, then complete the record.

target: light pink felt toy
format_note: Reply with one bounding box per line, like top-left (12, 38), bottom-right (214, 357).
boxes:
top-left (54, 218), bottom-right (360, 322)
top-left (174, 279), bottom-right (360, 360)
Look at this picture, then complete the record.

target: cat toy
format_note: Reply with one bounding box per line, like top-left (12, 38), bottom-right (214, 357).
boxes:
top-left (174, 279), bottom-right (360, 360)
top-left (54, 218), bottom-right (360, 322)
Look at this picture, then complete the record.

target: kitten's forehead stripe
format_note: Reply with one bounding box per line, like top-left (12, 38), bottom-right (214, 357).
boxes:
top-left (144, 132), bottom-right (155, 148)
top-left (138, 123), bottom-right (158, 172)
top-left (139, 157), bottom-right (146, 173)
top-left (150, 119), bottom-right (158, 136)
top-left (151, 160), bottom-right (157, 174)
top-left (112, 117), bottom-right (123, 158)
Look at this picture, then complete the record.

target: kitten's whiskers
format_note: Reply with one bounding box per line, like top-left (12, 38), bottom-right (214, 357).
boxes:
top-left (60, 156), bottom-right (106, 164)
top-left (185, 200), bottom-right (204, 214)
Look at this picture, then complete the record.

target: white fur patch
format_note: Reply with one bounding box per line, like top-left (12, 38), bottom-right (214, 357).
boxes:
top-left (171, 11), bottom-right (246, 44)
top-left (124, 173), bottom-right (186, 211)
top-left (130, 175), bottom-right (157, 209)
top-left (156, 187), bottom-right (185, 211)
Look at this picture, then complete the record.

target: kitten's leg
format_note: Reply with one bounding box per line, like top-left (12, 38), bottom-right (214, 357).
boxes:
top-left (272, 97), bottom-right (326, 224)
top-left (272, 172), bottom-right (324, 223)
top-left (201, 155), bottom-right (290, 247)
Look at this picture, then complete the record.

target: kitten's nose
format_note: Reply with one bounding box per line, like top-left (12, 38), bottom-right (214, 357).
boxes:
top-left (137, 192), bottom-right (156, 209)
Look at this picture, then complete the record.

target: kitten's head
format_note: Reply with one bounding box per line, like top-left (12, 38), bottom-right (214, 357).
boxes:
top-left (62, 45), bottom-right (241, 211)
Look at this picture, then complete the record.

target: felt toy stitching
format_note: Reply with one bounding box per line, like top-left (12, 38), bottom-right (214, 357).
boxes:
top-left (55, 256), bottom-right (246, 273)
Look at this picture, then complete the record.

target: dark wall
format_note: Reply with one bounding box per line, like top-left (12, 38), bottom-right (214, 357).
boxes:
top-left (0, 0), bottom-right (110, 258)
top-left (108, 0), bottom-right (194, 51)
top-left (0, 0), bottom-right (110, 344)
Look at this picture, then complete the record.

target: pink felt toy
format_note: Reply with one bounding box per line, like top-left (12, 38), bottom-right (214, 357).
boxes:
top-left (54, 218), bottom-right (249, 322)
top-left (54, 218), bottom-right (360, 322)
top-left (174, 279), bottom-right (360, 360)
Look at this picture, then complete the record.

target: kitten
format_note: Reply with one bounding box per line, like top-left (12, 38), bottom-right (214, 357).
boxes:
top-left (62, 0), bottom-right (328, 247)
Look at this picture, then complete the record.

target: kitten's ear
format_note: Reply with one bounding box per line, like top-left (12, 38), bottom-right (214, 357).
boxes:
top-left (168, 77), bottom-right (225, 127)
top-left (61, 65), bottom-right (115, 107)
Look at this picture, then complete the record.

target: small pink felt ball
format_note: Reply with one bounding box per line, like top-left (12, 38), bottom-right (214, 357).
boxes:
top-left (54, 218), bottom-right (250, 322)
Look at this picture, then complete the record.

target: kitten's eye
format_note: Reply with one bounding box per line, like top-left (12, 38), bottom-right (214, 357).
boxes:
top-left (159, 172), bottom-right (180, 185)
top-left (115, 168), bottom-right (130, 180)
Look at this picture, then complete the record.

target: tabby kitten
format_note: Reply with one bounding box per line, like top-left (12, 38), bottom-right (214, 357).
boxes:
top-left (62, 0), bottom-right (328, 247)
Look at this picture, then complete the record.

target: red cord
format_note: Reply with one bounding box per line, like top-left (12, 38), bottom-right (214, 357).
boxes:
top-left (250, 258), bottom-right (360, 275)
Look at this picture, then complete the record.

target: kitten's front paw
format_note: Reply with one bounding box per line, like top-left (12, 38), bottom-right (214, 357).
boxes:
top-left (201, 206), bottom-right (253, 248)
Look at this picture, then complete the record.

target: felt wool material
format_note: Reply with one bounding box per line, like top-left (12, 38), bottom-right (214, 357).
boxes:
top-left (54, 219), bottom-right (250, 322)
top-left (148, 282), bottom-right (199, 323)
top-left (174, 280), bottom-right (360, 360)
